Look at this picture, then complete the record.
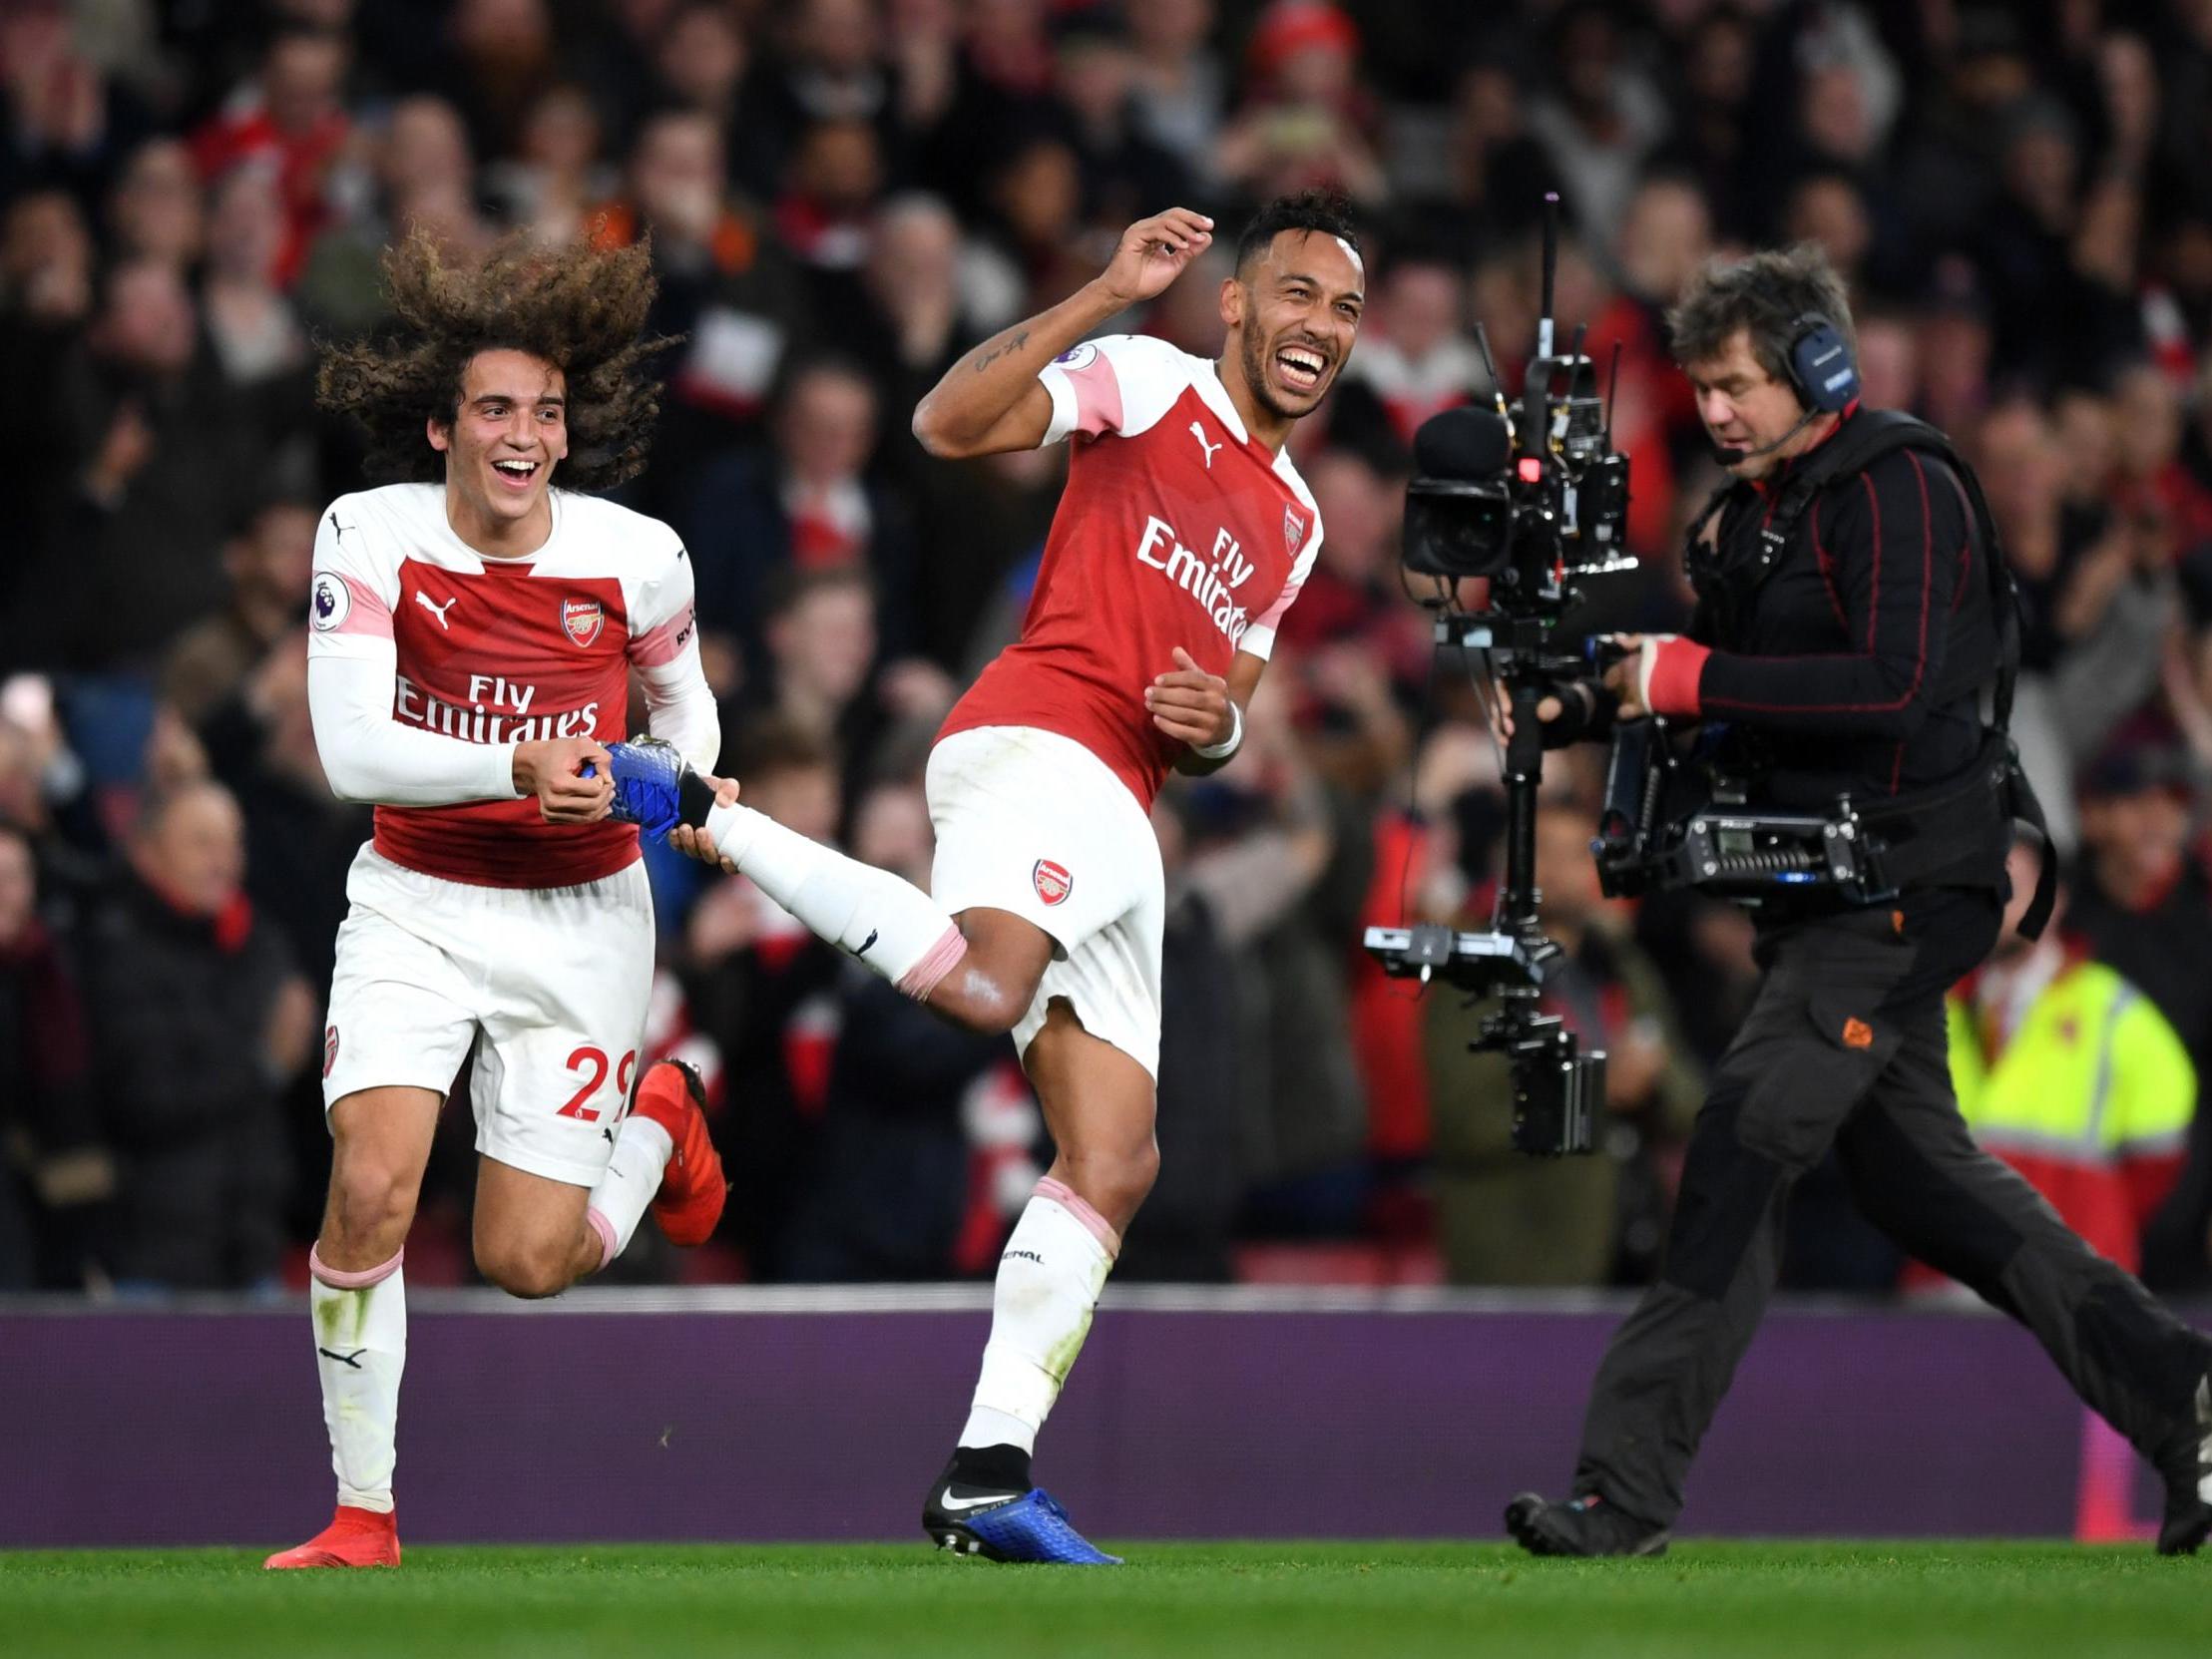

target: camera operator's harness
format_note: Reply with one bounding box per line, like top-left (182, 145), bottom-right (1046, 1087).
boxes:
top-left (1600, 409), bottom-right (2056, 939)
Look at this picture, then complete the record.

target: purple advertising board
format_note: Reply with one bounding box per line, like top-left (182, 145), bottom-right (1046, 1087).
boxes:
top-left (2, 1287), bottom-right (2198, 1547)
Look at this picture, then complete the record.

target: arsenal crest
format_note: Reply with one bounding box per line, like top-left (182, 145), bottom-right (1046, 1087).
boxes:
top-left (1033, 859), bottom-right (1073, 907)
top-left (323, 1025), bottom-right (340, 1079)
top-left (562, 598), bottom-right (604, 646)
top-left (1283, 505), bottom-right (1307, 553)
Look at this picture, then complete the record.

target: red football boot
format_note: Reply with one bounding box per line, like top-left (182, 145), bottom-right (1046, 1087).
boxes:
top-left (628, 1058), bottom-right (727, 1246)
top-left (264, 1504), bottom-right (401, 1569)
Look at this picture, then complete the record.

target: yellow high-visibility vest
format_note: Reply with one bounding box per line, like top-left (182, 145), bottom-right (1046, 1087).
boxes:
top-left (1947, 961), bottom-right (2194, 1165)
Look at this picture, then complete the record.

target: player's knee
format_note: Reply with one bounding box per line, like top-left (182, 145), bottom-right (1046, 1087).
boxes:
top-left (1063, 1138), bottom-right (1158, 1220)
top-left (326, 1160), bottom-right (419, 1254)
top-left (940, 985), bottom-right (1026, 1037)
top-left (924, 923), bottom-right (1048, 1036)
top-left (474, 1239), bottom-right (574, 1301)
top-left (1119, 1138), bottom-right (1162, 1211)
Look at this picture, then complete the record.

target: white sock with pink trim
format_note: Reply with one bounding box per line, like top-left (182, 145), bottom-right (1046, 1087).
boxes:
top-left (309, 1245), bottom-right (406, 1514)
top-left (703, 802), bottom-right (966, 1000)
top-left (584, 1115), bottom-right (675, 1268)
top-left (958, 1179), bottom-right (1120, 1455)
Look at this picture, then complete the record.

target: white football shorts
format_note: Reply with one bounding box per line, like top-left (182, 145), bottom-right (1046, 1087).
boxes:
top-left (926, 725), bottom-right (1164, 1079)
top-left (321, 845), bottom-right (656, 1187)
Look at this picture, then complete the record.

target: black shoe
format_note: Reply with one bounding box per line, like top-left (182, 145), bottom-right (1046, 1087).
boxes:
top-left (2155, 1373), bottom-right (2212, 1557)
top-left (1506, 1490), bottom-right (1668, 1558)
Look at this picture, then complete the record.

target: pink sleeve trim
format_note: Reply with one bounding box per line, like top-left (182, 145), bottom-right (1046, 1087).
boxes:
top-left (332, 574), bottom-right (392, 638)
top-left (309, 1243), bottom-right (403, 1289)
top-left (629, 604), bottom-right (695, 668)
top-left (1646, 637), bottom-right (1710, 718)
top-left (1036, 1176), bottom-right (1121, 1258)
top-left (1058, 352), bottom-right (1124, 437)
top-left (585, 1207), bottom-right (619, 1271)
top-left (1250, 579), bottom-right (1303, 638)
top-left (897, 923), bottom-right (969, 1003)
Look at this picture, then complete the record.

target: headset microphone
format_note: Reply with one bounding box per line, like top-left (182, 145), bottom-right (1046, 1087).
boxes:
top-left (1709, 313), bottom-right (1859, 466)
top-left (1708, 406), bottom-right (1820, 468)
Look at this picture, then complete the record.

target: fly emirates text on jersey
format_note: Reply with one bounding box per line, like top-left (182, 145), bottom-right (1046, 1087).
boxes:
top-left (393, 672), bottom-right (603, 744)
top-left (1135, 515), bottom-right (1258, 647)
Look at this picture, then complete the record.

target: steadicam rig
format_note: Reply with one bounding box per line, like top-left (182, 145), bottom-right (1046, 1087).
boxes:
top-left (1363, 194), bottom-right (1631, 1158)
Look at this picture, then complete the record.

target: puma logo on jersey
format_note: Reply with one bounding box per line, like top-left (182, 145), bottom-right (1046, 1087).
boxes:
top-left (1189, 421), bottom-right (1222, 469)
top-left (416, 591), bottom-right (458, 629)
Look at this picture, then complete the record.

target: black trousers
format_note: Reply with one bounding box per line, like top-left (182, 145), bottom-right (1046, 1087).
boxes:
top-left (1575, 892), bottom-right (2211, 1527)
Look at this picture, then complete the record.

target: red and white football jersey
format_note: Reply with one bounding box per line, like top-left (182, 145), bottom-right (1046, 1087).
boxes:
top-left (937, 333), bottom-right (1323, 810)
top-left (308, 483), bottom-right (696, 888)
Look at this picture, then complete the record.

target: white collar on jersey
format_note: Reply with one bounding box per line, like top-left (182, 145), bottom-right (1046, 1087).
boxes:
top-left (406, 480), bottom-right (568, 570)
top-left (1194, 356), bottom-right (1313, 500)
top-left (1192, 359), bottom-right (1250, 447)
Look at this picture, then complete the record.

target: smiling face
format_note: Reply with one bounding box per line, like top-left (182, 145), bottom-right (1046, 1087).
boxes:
top-left (428, 347), bottom-right (569, 552)
top-left (1222, 228), bottom-right (1364, 440)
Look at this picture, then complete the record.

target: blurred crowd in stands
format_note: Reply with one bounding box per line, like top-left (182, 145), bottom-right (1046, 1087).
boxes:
top-left (5, 0), bottom-right (2212, 1299)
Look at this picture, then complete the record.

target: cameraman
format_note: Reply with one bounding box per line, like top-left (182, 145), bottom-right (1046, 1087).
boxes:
top-left (1507, 246), bottom-right (2212, 1558)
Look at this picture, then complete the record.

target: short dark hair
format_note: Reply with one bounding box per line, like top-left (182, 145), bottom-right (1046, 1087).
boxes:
top-left (1666, 243), bottom-right (1855, 387)
top-left (1234, 189), bottom-right (1362, 278)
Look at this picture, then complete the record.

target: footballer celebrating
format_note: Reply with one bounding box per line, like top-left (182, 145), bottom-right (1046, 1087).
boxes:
top-left (633, 192), bottom-right (1363, 1562)
top-left (267, 232), bottom-right (725, 1569)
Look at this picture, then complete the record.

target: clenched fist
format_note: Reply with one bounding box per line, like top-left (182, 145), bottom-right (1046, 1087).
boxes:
top-left (1145, 646), bottom-right (1234, 749)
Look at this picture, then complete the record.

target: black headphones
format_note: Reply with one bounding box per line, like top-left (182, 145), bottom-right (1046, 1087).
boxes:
top-left (1783, 313), bottom-right (1860, 413)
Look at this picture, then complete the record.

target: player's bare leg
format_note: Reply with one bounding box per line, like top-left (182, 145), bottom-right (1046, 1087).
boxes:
top-left (475, 1059), bottom-right (728, 1296)
top-left (267, 1085), bottom-right (439, 1569)
top-left (926, 998), bottom-right (1151, 1565)
top-left (922, 908), bottom-right (1059, 1037)
top-left (269, 1062), bottom-right (722, 1569)
top-left (471, 1158), bottom-right (608, 1297)
top-left (1022, 1000), bottom-right (1161, 1234)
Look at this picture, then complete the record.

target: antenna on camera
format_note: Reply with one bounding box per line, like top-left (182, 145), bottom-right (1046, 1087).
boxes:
top-left (1473, 322), bottom-right (1513, 438)
top-left (1603, 341), bottom-right (1623, 444)
top-left (1521, 195), bottom-right (1563, 469)
top-left (1537, 193), bottom-right (1559, 361)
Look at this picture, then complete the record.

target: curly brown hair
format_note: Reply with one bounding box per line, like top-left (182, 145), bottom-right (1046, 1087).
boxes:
top-left (317, 231), bottom-right (670, 492)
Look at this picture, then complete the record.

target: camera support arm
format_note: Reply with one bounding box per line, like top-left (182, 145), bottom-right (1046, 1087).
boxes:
top-left (1363, 612), bottom-right (1606, 1156)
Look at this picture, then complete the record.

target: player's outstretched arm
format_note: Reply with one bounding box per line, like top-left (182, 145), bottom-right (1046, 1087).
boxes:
top-left (910, 207), bottom-right (1214, 461)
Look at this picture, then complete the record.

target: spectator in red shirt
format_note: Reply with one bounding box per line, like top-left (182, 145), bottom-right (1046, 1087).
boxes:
top-left (190, 29), bottom-right (350, 289)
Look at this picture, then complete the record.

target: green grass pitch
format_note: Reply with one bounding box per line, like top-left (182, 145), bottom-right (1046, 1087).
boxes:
top-left (2, 1541), bottom-right (2203, 1658)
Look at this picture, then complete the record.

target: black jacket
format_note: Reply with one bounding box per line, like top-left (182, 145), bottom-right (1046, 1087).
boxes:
top-left (79, 876), bottom-right (294, 1288)
top-left (1690, 408), bottom-right (2001, 814)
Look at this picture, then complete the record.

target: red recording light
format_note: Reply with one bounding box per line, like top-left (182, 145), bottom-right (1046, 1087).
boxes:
top-left (1517, 457), bottom-right (1543, 483)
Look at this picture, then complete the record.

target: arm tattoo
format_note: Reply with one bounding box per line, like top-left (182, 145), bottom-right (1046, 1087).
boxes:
top-left (969, 327), bottom-right (1030, 374)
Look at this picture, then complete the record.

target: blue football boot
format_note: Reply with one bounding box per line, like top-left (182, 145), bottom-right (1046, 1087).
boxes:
top-left (923, 1472), bottom-right (1121, 1565)
top-left (592, 737), bottom-right (716, 842)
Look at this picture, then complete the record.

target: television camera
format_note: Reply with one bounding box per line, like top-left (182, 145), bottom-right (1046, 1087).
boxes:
top-left (1362, 195), bottom-right (1636, 1157)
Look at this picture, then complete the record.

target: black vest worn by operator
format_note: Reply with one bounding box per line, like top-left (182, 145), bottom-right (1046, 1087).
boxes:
top-left (1684, 408), bottom-right (2055, 935)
